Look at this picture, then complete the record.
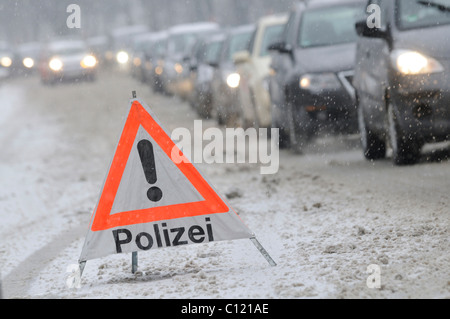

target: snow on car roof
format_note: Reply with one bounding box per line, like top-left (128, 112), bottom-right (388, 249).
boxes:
top-left (48, 40), bottom-right (87, 52)
top-left (168, 22), bottom-right (220, 35)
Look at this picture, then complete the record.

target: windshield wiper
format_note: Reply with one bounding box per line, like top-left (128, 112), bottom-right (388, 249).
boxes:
top-left (417, 0), bottom-right (450, 13)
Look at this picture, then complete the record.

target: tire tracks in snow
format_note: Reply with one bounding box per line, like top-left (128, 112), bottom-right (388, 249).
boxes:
top-left (2, 223), bottom-right (87, 298)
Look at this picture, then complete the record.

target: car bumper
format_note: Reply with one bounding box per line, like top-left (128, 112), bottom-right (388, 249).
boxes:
top-left (390, 71), bottom-right (450, 142)
top-left (51, 67), bottom-right (96, 79)
top-left (293, 87), bottom-right (356, 120)
top-left (220, 86), bottom-right (241, 113)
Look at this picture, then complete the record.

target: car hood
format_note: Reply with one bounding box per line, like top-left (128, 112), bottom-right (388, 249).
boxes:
top-left (393, 24), bottom-right (450, 60)
top-left (293, 43), bottom-right (357, 74)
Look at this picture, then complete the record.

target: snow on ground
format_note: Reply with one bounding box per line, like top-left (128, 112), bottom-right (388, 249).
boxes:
top-left (0, 72), bottom-right (449, 299)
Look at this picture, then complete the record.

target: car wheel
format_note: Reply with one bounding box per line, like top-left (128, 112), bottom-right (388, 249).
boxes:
top-left (249, 88), bottom-right (261, 130)
top-left (216, 107), bottom-right (226, 125)
top-left (387, 103), bottom-right (421, 165)
top-left (288, 103), bottom-right (314, 154)
top-left (271, 102), bottom-right (290, 149)
top-left (358, 105), bottom-right (386, 160)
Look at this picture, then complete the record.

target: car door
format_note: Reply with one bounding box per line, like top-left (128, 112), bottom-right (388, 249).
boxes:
top-left (269, 10), bottom-right (298, 109)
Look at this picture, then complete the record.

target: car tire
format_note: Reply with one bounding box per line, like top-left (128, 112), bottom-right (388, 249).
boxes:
top-left (249, 88), bottom-right (261, 130)
top-left (271, 102), bottom-right (290, 149)
top-left (387, 103), bottom-right (421, 165)
top-left (358, 104), bottom-right (386, 160)
top-left (288, 102), bottom-right (314, 154)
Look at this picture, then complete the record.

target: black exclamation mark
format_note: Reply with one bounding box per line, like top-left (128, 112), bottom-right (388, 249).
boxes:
top-left (137, 140), bottom-right (163, 202)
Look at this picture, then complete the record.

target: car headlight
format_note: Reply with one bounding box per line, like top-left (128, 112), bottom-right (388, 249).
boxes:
top-left (133, 57), bottom-right (142, 67)
top-left (49, 58), bottom-right (63, 71)
top-left (174, 63), bottom-right (183, 74)
top-left (155, 66), bottom-right (163, 75)
top-left (226, 73), bottom-right (240, 88)
top-left (0, 56), bottom-right (12, 68)
top-left (81, 55), bottom-right (97, 68)
top-left (23, 57), bottom-right (34, 69)
top-left (116, 51), bottom-right (129, 64)
top-left (299, 73), bottom-right (340, 91)
top-left (392, 50), bottom-right (443, 75)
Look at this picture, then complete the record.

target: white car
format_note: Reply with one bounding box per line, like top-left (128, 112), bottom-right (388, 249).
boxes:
top-left (39, 40), bottom-right (98, 85)
top-left (0, 41), bottom-right (15, 80)
top-left (234, 13), bottom-right (288, 128)
top-left (162, 22), bottom-right (220, 98)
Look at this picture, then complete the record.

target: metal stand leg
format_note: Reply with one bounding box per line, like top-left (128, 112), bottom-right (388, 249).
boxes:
top-left (250, 236), bottom-right (277, 267)
top-left (132, 252), bottom-right (138, 274)
top-left (79, 261), bottom-right (86, 278)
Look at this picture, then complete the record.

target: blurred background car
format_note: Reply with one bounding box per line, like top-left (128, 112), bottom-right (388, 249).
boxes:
top-left (233, 13), bottom-right (288, 129)
top-left (162, 22), bottom-right (220, 98)
top-left (106, 25), bottom-right (150, 70)
top-left (129, 32), bottom-right (159, 82)
top-left (16, 42), bottom-right (43, 76)
top-left (39, 39), bottom-right (98, 85)
top-left (0, 41), bottom-right (17, 79)
top-left (354, 0), bottom-right (450, 165)
top-left (142, 32), bottom-right (169, 93)
top-left (87, 36), bottom-right (109, 68)
top-left (209, 24), bottom-right (255, 126)
top-left (268, 0), bottom-right (365, 151)
top-left (187, 32), bottom-right (225, 118)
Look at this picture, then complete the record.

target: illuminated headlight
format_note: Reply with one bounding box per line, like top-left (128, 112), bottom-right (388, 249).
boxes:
top-left (81, 55), bottom-right (97, 68)
top-left (299, 73), bottom-right (340, 91)
top-left (0, 56), bottom-right (12, 68)
top-left (133, 57), bottom-right (142, 67)
top-left (23, 57), bottom-right (34, 69)
top-left (226, 73), bottom-right (240, 88)
top-left (116, 51), bottom-right (129, 64)
top-left (155, 66), bottom-right (163, 75)
top-left (174, 63), bottom-right (183, 74)
top-left (49, 58), bottom-right (63, 71)
top-left (392, 50), bottom-right (443, 75)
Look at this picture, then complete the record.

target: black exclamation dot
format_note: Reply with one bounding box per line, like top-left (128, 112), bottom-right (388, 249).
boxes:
top-left (137, 139), bottom-right (163, 202)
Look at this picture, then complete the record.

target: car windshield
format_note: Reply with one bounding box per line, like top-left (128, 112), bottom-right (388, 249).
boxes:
top-left (51, 43), bottom-right (86, 55)
top-left (205, 40), bottom-right (224, 64)
top-left (226, 31), bottom-right (253, 61)
top-left (298, 5), bottom-right (364, 48)
top-left (397, 0), bottom-right (450, 29)
top-left (152, 40), bottom-right (167, 58)
top-left (259, 24), bottom-right (285, 57)
top-left (168, 33), bottom-right (197, 56)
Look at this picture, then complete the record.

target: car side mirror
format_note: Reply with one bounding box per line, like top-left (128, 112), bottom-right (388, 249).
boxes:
top-left (355, 20), bottom-right (388, 39)
top-left (233, 50), bottom-right (250, 64)
top-left (267, 42), bottom-right (293, 54)
top-left (208, 61), bottom-right (219, 68)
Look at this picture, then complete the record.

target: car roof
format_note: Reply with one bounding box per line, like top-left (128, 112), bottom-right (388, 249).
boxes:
top-left (257, 13), bottom-right (289, 28)
top-left (230, 24), bottom-right (255, 34)
top-left (168, 22), bottom-right (220, 35)
top-left (48, 40), bottom-right (87, 51)
top-left (305, 0), bottom-right (366, 10)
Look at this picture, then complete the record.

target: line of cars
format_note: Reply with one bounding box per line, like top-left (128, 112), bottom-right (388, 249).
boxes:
top-left (130, 16), bottom-right (289, 129)
top-left (130, 0), bottom-right (450, 166)
top-left (267, 0), bottom-right (450, 165)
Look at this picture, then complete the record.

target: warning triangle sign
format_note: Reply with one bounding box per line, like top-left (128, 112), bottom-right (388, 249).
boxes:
top-left (79, 99), bottom-right (254, 262)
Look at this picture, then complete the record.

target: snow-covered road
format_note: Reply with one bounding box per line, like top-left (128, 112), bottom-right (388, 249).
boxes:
top-left (1, 71), bottom-right (449, 299)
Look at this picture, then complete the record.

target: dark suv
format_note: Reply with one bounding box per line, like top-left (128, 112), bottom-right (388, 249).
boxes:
top-left (354, 0), bottom-right (450, 165)
top-left (268, 0), bottom-right (365, 151)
